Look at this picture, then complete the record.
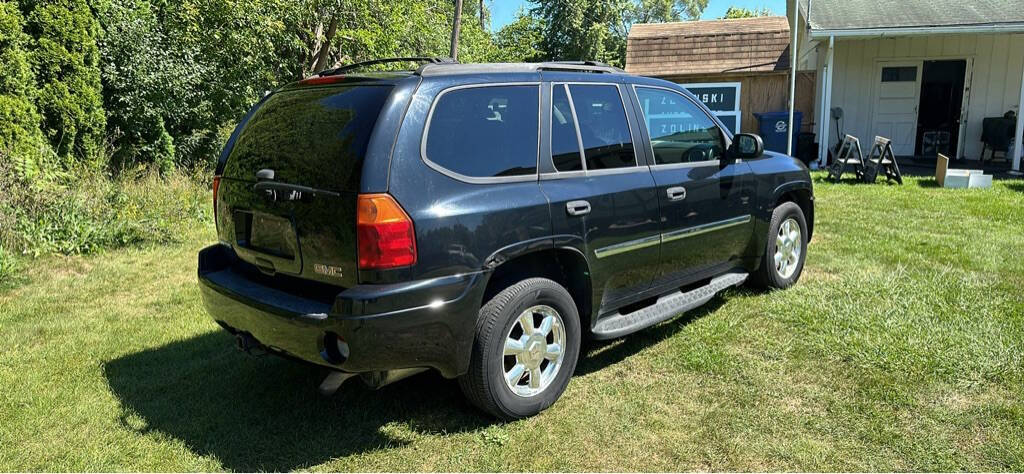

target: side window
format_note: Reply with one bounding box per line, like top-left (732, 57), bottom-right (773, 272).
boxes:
top-left (567, 84), bottom-right (636, 170)
top-left (635, 87), bottom-right (725, 165)
top-left (550, 84), bottom-right (583, 171)
top-left (425, 85), bottom-right (539, 178)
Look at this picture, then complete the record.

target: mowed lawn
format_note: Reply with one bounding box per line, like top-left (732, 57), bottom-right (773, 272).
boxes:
top-left (1, 173), bottom-right (1023, 471)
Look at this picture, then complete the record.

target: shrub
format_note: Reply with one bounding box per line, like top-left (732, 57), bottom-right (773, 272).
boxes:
top-left (21, 0), bottom-right (107, 168)
top-left (0, 1), bottom-right (54, 179)
top-left (97, 0), bottom-right (184, 174)
top-left (0, 161), bottom-right (211, 259)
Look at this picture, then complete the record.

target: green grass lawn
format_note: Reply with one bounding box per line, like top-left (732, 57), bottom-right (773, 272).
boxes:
top-left (2, 173), bottom-right (1023, 471)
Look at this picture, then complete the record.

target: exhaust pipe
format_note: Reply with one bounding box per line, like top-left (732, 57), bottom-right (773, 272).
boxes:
top-left (235, 332), bottom-right (264, 355)
top-left (318, 371), bottom-right (357, 396)
top-left (360, 368), bottom-right (429, 390)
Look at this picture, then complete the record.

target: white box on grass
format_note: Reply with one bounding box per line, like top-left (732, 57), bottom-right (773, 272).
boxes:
top-left (968, 172), bottom-right (992, 189)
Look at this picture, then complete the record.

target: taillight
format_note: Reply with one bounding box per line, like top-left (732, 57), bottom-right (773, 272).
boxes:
top-left (356, 194), bottom-right (416, 270)
top-left (299, 75), bottom-right (346, 86)
top-left (212, 175), bottom-right (221, 222)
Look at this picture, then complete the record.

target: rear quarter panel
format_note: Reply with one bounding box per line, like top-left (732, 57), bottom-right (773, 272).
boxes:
top-left (382, 73), bottom-right (553, 283)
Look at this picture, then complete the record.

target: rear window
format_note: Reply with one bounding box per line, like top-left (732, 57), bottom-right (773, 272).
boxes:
top-left (223, 85), bottom-right (392, 191)
top-left (424, 85), bottom-right (539, 179)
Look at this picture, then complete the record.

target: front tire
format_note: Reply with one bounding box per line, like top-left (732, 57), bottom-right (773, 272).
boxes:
top-left (458, 278), bottom-right (581, 420)
top-left (751, 201), bottom-right (808, 289)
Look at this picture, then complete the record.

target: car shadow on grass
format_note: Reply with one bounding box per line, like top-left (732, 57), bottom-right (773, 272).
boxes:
top-left (103, 331), bottom-right (489, 471)
top-left (104, 295), bottom-right (730, 470)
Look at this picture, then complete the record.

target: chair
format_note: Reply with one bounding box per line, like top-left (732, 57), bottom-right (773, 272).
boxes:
top-left (863, 136), bottom-right (903, 184)
top-left (826, 134), bottom-right (865, 182)
top-left (980, 116), bottom-right (1016, 163)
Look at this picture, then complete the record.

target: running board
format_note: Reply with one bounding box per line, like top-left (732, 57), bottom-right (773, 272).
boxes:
top-left (591, 272), bottom-right (748, 340)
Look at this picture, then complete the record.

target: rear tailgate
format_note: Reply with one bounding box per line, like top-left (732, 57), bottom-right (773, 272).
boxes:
top-left (216, 83), bottom-right (394, 288)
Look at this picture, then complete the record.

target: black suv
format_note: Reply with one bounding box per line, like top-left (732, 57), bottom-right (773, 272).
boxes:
top-left (199, 59), bottom-right (813, 420)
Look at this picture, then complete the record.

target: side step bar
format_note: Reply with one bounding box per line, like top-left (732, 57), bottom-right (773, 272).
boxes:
top-left (591, 272), bottom-right (748, 340)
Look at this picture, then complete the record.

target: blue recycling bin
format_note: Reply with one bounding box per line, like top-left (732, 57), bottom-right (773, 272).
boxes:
top-left (754, 111), bottom-right (802, 154)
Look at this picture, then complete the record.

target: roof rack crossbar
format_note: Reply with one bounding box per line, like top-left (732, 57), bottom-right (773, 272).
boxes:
top-left (321, 57), bottom-right (456, 76)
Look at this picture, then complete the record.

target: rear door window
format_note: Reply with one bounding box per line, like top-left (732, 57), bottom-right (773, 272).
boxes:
top-left (425, 85), bottom-right (540, 178)
top-left (567, 84), bottom-right (636, 170)
top-left (551, 84), bottom-right (583, 172)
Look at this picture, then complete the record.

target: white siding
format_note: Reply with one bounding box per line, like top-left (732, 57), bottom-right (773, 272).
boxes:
top-left (826, 33), bottom-right (1024, 160)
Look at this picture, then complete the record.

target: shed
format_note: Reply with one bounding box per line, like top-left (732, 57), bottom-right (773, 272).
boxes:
top-left (625, 16), bottom-right (817, 137)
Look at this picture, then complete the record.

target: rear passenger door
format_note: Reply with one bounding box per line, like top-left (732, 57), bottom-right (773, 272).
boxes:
top-left (632, 85), bottom-right (755, 287)
top-left (539, 81), bottom-right (662, 312)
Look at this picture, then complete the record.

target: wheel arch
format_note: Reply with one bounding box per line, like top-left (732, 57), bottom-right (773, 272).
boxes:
top-left (481, 246), bottom-right (593, 333)
top-left (771, 182), bottom-right (814, 241)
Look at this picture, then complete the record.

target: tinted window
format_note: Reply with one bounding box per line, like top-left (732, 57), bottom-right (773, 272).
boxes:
top-left (551, 85), bottom-right (583, 171)
top-left (224, 85), bottom-right (392, 191)
top-left (635, 87), bottom-right (724, 165)
top-left (425, 85), bottom-right (539, 178)
top-left (568, 84), bottom-right (635, 170)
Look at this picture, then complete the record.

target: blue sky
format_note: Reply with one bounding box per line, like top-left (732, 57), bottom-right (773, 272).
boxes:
top-left (489, 0), bottom-right (786, 29)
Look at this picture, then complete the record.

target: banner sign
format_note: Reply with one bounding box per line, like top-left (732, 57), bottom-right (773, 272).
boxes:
top-left (681, 82), bottom-right (742, 134)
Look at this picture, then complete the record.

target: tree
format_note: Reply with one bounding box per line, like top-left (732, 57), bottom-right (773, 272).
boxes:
top-left (21, 0), bottom-right (107, 168)
top-left (631, 0), bottom-right (708, 23)
top-left (530, 0), bottom-right (707, 67)
top-left (722, 6), bottom-right (773, 19)
top-left (492, 9), bottom-right (544, 62)
top-left (0, 1), bottom-right (53, 178)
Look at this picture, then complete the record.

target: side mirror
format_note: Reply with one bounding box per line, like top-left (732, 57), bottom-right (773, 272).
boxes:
top-left (730, 133), bottom-right (764, 159)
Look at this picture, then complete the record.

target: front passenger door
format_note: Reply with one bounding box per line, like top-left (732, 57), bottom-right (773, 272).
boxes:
top-left (633, 86), bottom-right (755, 288)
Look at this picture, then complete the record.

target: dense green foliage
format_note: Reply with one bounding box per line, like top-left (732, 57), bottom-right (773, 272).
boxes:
top-left (529, 0), bottom-right (707, 67)
top-left (0, 1), bottom-right (53, 179)
top-left (722, 5), bottom-right (774, 18)
top-left (0, 158), bottom-right (209, 260)
top-left (1, 0), bottom-right (703, 177)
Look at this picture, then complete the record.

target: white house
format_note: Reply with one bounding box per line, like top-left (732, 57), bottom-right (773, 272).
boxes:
top-left (786, 0), bottom-right (1024, 174)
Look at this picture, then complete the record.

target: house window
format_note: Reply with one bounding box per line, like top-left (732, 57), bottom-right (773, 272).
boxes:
top-left (881, 66), bottom-right (917, 82)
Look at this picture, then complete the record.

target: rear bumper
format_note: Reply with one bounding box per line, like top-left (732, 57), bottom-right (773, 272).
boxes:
top-left (197, 244), bottom-right (485, 378)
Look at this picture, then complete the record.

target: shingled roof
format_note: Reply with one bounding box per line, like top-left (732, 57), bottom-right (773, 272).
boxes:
top-left (799, 0), bottom-right (1024, 33)
top-left (625, 16), bottom-right (791, 77)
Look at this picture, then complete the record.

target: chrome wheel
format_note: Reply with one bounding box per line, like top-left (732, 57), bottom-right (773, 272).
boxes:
top-left (774, 217), bottom-right (802, 279)
top-left (502, 305), bottom-right (566, 398)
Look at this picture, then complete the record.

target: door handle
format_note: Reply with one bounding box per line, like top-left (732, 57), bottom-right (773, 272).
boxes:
top-left (666, 186), bottom-right (687, 201)
top-left (566, 200), bottom-right (591, 216)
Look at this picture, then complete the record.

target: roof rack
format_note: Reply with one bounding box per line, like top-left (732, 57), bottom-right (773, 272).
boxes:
top-left (538, 61), bottom-right (623, 73)
top-left (320, 57), bottom-right (457, 76)
top-left (415, 61), bottom-right (625, 76)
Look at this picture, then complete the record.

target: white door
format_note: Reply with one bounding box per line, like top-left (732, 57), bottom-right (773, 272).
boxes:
top-left (872, 61), bottom-right (922, 156)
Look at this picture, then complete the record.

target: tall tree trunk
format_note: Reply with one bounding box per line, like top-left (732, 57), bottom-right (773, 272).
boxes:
top-left (312, 14), bottom-right (339, 73)
top-left (479, 0), bottom-right (485, 30)
top-left (450, 0), bottom-right (463, 60)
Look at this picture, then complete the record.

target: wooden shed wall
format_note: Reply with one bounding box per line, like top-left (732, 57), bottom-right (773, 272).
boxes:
top-left (662, 72), bottom-right (818, 135)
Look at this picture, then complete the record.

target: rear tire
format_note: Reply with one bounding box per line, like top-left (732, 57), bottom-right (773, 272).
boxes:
top-left (751, 201), bottom-right (808, 289)
top-left (458, 278), bottom-right (581, 420)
